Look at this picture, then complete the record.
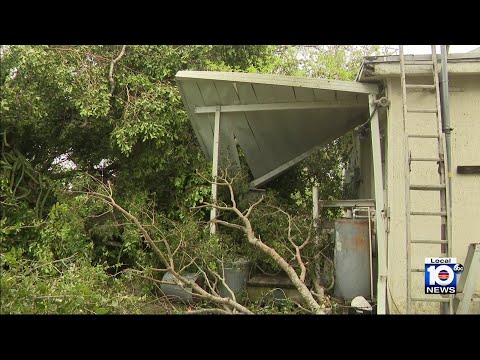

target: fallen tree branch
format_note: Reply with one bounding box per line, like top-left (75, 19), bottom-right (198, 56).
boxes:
top-left (84, 188), bottom-right (253, 315)
top-left (197, 176), bottom-right (325, 315)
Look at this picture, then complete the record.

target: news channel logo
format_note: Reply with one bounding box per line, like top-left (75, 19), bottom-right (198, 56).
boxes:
top-left (425, 258), bottom-right (464, 294)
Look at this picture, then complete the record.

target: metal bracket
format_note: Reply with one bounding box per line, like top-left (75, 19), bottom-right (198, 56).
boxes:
top-left (373, 97), bottom-right (390, 107)
top-left (385, 207), bottom-right (391, 233)
top-left (353, 207), bottom-right (375, 219)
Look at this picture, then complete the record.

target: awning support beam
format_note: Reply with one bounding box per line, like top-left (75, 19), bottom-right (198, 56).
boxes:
top-left (195, 100), bottom-right (365, 114)
top-left (249, 146), bottom-right (320, 188)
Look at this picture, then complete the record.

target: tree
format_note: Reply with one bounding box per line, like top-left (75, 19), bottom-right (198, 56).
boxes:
top-left (1, 45), bottom-right (277, 314)
top-left (1, 45), bottom-right (391, 314)
top-left (0, 44), bottom-right (274, 249)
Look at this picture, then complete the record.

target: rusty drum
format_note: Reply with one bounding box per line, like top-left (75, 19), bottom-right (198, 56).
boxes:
top-left (333, 219), bottom-right (372, 300)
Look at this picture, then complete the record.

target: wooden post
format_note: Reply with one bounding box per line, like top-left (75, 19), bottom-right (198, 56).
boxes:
top-left (369, 94), bottom-right (388, 314)
top-left (455, 243), bottom-right (480, 314)
top-left (210, 107), bottom-right (221, 235)
top-left (312, 186), bottom-right (319, 240)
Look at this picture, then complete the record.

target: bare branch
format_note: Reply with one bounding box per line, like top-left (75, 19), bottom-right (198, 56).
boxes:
top-left (87, 206), bottom-right (114, 218)
top-left (83, 188), bottom-right (253, 314)
top-left (198, 201), bottom-right (244, 219)
top-left (212, 219), bottom-right (246, 232)
top-left (109, 45), bottom-right (127, 96)
top-left (199, 172), bottom-right (325, 314)
top-left (127, 270), bottom-right (185, 287)
top-left (318, 251), bottom-right (335, 291)
top-left (26, 253), bottom-right (77, 275)
top-left (208, 261), bottom-right (237, 303)
top-left (82, 189), bottom-right (177, 274)
top-left (279, 241), bottom-right (296, 259)
top-left (272, 206), bottom-right (308, 282)
top-left (188, 309), bottom-right (232, 315)
top-left (178, 257), bottom-right (198, 274)
top-left (298, 219), bottom-right (314, 250)
top-left (244, 195), bottom-right (265, 218)
top-left (310, 259), bottom-right (325, 303)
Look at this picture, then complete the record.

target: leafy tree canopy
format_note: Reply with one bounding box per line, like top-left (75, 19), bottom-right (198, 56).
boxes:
top-left (0, 45), bottom-right (391, 314)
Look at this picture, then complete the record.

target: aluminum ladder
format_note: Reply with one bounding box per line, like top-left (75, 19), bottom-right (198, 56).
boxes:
top-left (399, 45), bottom-right (453, 314)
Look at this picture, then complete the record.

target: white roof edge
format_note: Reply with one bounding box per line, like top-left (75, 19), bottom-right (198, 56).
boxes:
top-left (357, 51), bottom-right (480, 82)
top-left (176, 70), bottom-right (379, 94)
top-left (362, 52), bottom-right (480, 64)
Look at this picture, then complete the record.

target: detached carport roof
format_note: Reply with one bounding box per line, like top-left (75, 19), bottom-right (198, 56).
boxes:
top-left (176, 71), bottom-right (379, 187)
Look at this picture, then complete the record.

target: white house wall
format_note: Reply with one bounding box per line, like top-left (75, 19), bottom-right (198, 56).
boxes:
top-left (384, 74), bottom-right (480, 314)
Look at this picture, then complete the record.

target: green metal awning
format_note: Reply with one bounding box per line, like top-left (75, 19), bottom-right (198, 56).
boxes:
top-left (176, 70), bottom-right (379, 187)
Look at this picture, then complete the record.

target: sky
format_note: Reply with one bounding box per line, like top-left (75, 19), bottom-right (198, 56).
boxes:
top-left (398, 45), bottom-right (479, 55)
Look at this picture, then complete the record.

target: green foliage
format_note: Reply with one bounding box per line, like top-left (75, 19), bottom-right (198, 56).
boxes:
top-left (0, 46), bottom-right (273, 212)
top-left (0, 44), bottom-right (391, 314)
top-left (275, 45), bottom-right (384, 80)
top-left (1, 248), bottom-right (145, 314)
top-left (1, 131), bottom-right (53, 222)
top-left (247, 295), bottom-right (311, 315)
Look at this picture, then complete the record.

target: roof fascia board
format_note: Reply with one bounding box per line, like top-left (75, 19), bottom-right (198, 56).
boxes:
top-left (363, 52), bottom-right (480, 64)
top-left (365, 62), bottom-right (480, 77)
top-left (176, 71), bottom-right (379, 95)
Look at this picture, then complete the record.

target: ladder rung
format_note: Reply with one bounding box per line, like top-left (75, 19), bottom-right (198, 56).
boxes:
top-left (411, 297), bottom-right (450, 303)
top-left (406, 84), bottom-right (436, 90)
top-left (407, 108), bottom-right (438, 113)
top-left (404, 61), bottom-right (434, 65)
top-left (411, 239), bottom-right (448, 244)
top-left (410, 184), bottom-right (446, 191)
top-left (410, 211), bottom-right (447, 216)
top-left (410, 157), bottom-right (441, 162)
top-left (408, 134), bottom-right (439, 139)
top-left (411, 269), bottom-right (425, 273)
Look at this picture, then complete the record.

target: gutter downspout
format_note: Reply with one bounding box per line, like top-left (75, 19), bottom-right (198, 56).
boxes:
top-left (440, 45), bottom-right (453, 314)
top-left (440, 46), bottom-right (453, 221)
